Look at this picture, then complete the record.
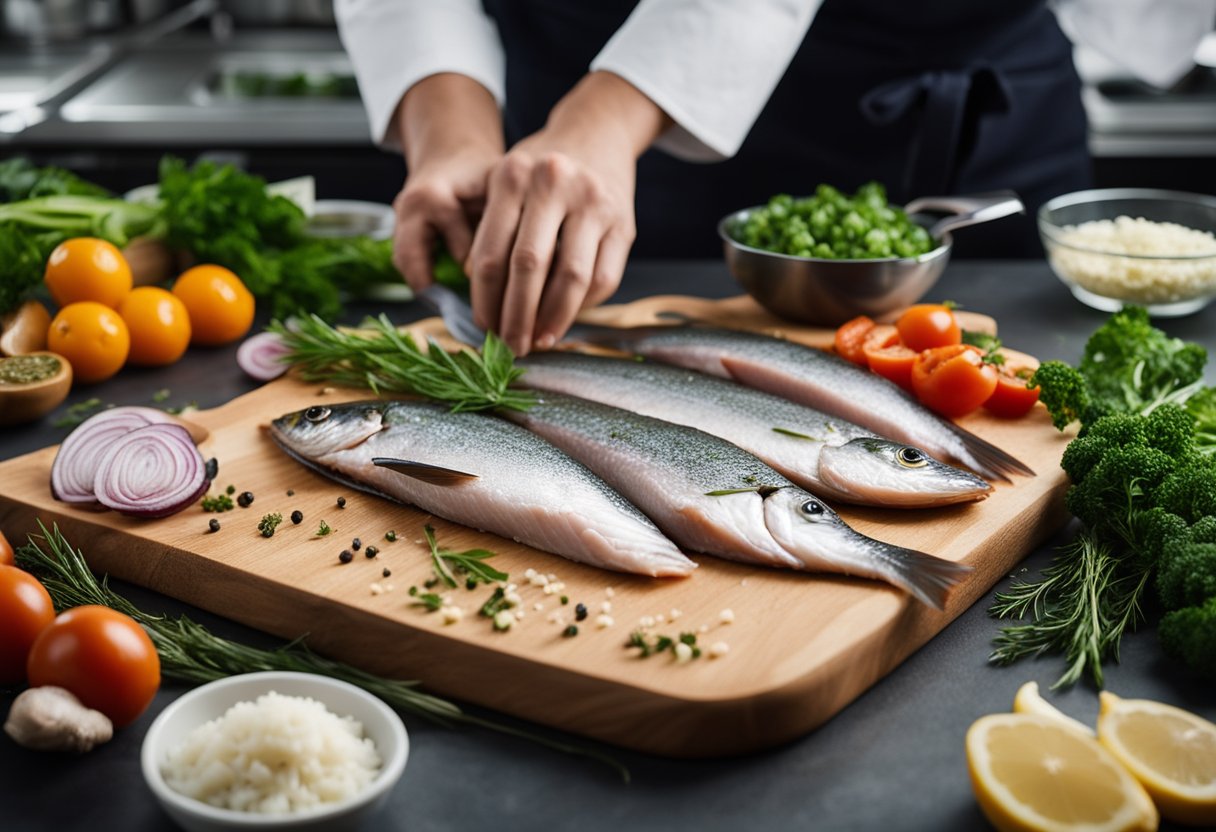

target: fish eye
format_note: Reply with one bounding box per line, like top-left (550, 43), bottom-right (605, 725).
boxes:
top-left (896, 447), bottom-right (928, 468)
top-left (799, 499), bottom-right (825, 517)
top-left (304, 406), bottom-right (331, 423)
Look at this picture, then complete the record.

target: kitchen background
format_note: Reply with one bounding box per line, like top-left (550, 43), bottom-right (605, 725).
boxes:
top-left (4, 0), bottom-right (1216, 248)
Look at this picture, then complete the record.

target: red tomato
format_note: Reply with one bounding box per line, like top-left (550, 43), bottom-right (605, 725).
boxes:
top-left (896, 304), bottom-right (962, 352)
top-left (856, 325), bottom-right (913, 389)
top-left (0, 564), bottom-right (56, 684)
top-left (0, 530), bottom-right (13, 566)
top-left (985, 360), bottom-right (1042, 419)
top-left (27, 605), bottom-right (161, 727)
top-left (911, 345), bottom-right (998, 418)
top-left (834, 316), bottom-right (876, 366)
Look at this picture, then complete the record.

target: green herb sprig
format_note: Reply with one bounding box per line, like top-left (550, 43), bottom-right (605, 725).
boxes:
top-left (53, 398), bottom-right (105, 429)
top-left (315, 519), bottom-right (332, 537)
top-left (272, 314), bottom-right (536, 414)
top-left (258, 512), bottom-right (283, 538)
top-left (202, 493), bottom-right (234, 513)
top-left (424, 524), bottom-right (507, 588)
top-left (16, 522), bottom-right (628, 781)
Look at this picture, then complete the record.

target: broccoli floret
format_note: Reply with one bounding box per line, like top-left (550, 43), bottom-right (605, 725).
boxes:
top-left (1158, 596), bottom-right (1216, 679)
top-left (1143, 403), bottom-right (1197, 459)
top-left (1187, 386), bottom-right (1216, 456)
top-left (1064, 445), bottom-right (1175, 537)
top-left (1152, 456), bottom-right (1216, 524)
top-left (1158, 538), bottom-right (1216, 611)
top-left (1031, 360), bottom-right (1089, 431)
top-left (1132, 506), bottom-right (1189, 568)
top-left (1080, 306), bottom-right (1207, 415)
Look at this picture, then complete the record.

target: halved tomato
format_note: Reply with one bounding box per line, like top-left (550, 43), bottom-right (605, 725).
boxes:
top-left (911, 344), bottom-right (998, 418)
top-left (834, 316), bottom-right (876, 366)
top-left (859, 325), bottom-right (915, 390)
top-left (896, 304), bottom-right (961, 352)
top-left (984, 352), bottom-right (1041, 418)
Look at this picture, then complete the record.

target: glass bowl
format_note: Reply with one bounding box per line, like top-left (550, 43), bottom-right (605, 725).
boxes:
top-left (1038, 188), bottom-right (1216, 317)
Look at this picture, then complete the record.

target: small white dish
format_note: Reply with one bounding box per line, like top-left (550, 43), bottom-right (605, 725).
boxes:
top-left (306, 200), bottom-right (395, 240)
top-left (140, 671), bottom-right (408, 832)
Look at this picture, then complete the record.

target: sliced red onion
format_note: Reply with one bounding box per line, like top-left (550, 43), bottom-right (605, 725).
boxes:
top-left (51, 406), bottom-right (177, 504)
top-left (92, 423), bottom-right (209, 518)
top-left (237, 331), bottom-right (291, 381)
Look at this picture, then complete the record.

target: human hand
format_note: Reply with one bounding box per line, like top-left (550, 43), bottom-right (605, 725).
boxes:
top-left (466, 72), bottom-right (670, 355)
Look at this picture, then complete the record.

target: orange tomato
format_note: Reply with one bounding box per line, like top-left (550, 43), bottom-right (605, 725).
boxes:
top-left (44, 238), bottom-right (133, 310)
top-left (0, 564), bottom-right (56, 684)
top-left (119, 287), bottom-right (192, 366)
top-left (27, 605), bottom-right (161, 728)
top-left (172, 265), bottom-right (255, 346)
top-left (47, 301), bottom-right (130, 383)
top-left (911, 344), bottom-right (998, 418)
top-left (0, 530), bottom-right (13, 566)
top-left (854, 324), bottom-right (912, 390)
top-left (833, 316), bottom-right (876, 366)
top-left (896, 304), bottom-right (961, 352)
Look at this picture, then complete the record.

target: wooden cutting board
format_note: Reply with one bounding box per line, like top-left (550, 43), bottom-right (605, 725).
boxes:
top-left (0, 295), bottom-right (1072, 757)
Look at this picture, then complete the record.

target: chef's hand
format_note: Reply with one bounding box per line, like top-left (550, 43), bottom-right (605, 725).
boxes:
top-left (467, 72), bottom-right (671, 355)
top-left (391, 74), bottom-right (504, 291)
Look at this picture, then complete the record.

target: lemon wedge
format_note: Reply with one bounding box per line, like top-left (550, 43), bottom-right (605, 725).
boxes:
top-left (967, 713), bottom-right (1159, 832)
top-left (1097, 692), bottom-right (1216, 826)
top-left (1012, 681), bottom-right (1095, 737)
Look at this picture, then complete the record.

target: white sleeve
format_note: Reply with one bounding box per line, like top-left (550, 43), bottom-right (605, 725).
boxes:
top-left (335, 0), bottom-right (506, 149)
top-left (590, 0), bottom-right (823, 162)
top-left (1051, 0), bottom-right (1216, 89)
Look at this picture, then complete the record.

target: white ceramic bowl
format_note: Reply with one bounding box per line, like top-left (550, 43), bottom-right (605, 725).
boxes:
top-left (140, 672), bottom-right (408, 832)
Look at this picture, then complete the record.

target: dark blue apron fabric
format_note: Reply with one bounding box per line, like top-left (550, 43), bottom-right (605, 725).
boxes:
top-left (480, 0), bottom-right (1091, 257)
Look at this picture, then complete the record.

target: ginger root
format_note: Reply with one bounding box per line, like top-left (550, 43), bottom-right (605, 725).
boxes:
top-left (4, 686), bottom-right (113, 753)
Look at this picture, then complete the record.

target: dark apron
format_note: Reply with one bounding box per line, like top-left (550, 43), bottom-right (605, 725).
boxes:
top-left (481, 0), bottom-right (1091, 257)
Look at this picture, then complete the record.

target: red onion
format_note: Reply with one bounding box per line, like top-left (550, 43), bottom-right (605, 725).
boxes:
top-left (92, 423), bottom-right (208, 517)
top-left (51, 406), bottom-right (177, 503)
top-left (237, 331), bottom-right (291, 381)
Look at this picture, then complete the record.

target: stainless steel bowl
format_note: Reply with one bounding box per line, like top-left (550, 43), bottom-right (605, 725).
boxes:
top-left (719, 192), bottom-right (1023, 326)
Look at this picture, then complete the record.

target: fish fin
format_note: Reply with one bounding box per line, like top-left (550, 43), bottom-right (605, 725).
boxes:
top-left (946, 422), bottom-right (1036, 482)
top-left (888, 550), bottom-right (973, 610)
top-left (372, 457), bottom-right (480, 486)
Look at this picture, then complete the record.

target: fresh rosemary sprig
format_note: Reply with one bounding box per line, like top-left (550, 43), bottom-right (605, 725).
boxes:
top-left (988, 533), bottom-right (1149, 688)
top-left (16, 522), bottom-right (628, 781)
top-left (424, 524), bottom-right (507, 588)
top-left (271, 314), bottom-right (536, 413)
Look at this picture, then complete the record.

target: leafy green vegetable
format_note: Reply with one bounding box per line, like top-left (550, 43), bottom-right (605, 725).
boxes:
top-left (273, 313), bottom-right (536, 413)
top-left (432, 243), bottom-right (469, 292)
top-left (0, 157), bottom-right (110, 202)
top-left (424, 524), bottom-right (507, 588)
top-left (16, 521), bottom-right (628, 779)
top-left (730, 182), bottom-right (934, 260)
top-left (1187, 386), bottom-right (1216, 456)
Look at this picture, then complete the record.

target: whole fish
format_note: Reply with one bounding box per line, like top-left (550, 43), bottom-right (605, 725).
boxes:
top-left (518, 352), bottom-right (990, 508)
top-left (270, 400), bottom-right (695, 577)
top-left (574, 324), bottom-right (1033, 481)
top-left (504, 392), bottom-right (971, 609)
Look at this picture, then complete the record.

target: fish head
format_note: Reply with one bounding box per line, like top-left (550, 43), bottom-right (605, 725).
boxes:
top-left (817, 439), bottom-right (991, 508)
top-left (760, 488), bottom-right (858, 568)
top-left (270, 402), bottom-right (385, 460)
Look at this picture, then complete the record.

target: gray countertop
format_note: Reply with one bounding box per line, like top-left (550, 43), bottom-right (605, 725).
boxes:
top-left (2, 259), bottom-right (1213, 831)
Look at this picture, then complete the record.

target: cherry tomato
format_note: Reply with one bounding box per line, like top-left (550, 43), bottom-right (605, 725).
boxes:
top-left (853, 325), bottom-right (911, 390)
top-left (119, 286), bottom-right (192, 366)
top-left (985, 355), bottom-right (1042, 419)
top-left (896, 304), bottom-right (962, 352)
top-left (172, 265), bottom-right (254, 347)
top-left (46, 301), bottom-right (130, 384)
top-left (833, 316), bottom-right (876, 366)
top-left (27, 605), bottom-right (161, 727)
top-left (43, 238), bottom-right (133, 310)
top-left (911, 344), bottom-right (998, 418)
top-left (0, 530), bottom-right (14, 566)
top-left (0, 564), bottom-right (56, 684)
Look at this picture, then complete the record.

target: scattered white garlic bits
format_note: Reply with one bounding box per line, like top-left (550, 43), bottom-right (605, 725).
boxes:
top-left (161, 691), bottom-right (381, 815)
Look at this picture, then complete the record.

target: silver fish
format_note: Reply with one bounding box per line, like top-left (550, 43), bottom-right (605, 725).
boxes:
top-left (269, 400), bottom-right (695, 577)
top-left (505, 393), bottom-right (971, 609)
top-left (518, 352), bottom-right (990, 508)
top-left (575, 324), bottom-right (1033, 481)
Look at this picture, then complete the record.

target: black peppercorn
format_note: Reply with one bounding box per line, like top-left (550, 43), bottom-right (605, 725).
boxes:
top-left (465, 578), bottom-right (477, 590)
top-left (237, 491), bottom-right (254, 508)
top-left (336, 496), bottom-right (347, 508)
top-left (385, 530), bottom-right (397, 542)
top-left (382, 567), bottom-right (392, 578)
top-left (338, 550), bottom-right (353, 564)
top-left (291, 510), bottom-right (303, 525)
top-left (204, 457), bottom-right (218, 481)
top-left (351, 537), bottom-right (361, 551)
top-left (286, 489), bottom-right (295, 497)
top-left (563, 625), bottom-right (578, 638)
top-left (208, 518), bottom-right (220, 533)
top-left (365, 545), bottom-right (379, 559)
top-left (575, 603), bottom-right (588, 621)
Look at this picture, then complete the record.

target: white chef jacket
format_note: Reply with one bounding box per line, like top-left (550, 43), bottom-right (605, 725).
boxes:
top-left (335, 0), bottom-right (1215, 163)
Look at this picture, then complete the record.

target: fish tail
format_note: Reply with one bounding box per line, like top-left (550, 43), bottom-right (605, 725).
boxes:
top-left (884, 549), bottom-right (973, 611)
top-left (948, 422), bottom-right (1035, 481)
